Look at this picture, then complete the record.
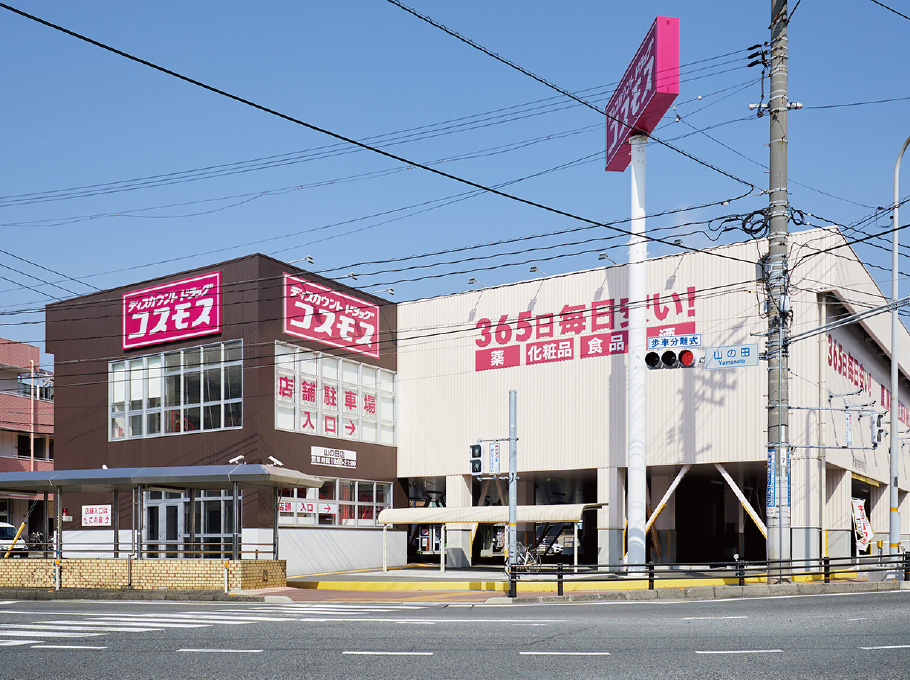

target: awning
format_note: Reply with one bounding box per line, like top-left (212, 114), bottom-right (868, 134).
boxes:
top-left (0, 464), bottom-right (324, 495)
top-left (378, 503), bottom-right (605, 525)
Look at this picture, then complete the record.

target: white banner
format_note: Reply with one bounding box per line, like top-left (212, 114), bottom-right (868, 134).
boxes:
top-left (851, 497), bottom-right (874, 551)
top-left (311, 445), bottom-right (357, 469)
top-left (82, 504), bottom-right (112, 527)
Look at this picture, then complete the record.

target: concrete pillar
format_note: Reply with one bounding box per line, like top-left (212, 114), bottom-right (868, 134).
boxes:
top-left (444, 474), bottom-right (472, 567)
top-left (791, 451), bottom-right (821, 564)
top-left (826, 468), bottom-right (851, 558)
top-left (649, 474), bottom-right (676, 563)
top-left (597, 467), bottom-right (625, 568)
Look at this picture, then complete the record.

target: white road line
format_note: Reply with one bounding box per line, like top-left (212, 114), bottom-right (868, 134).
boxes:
top-left (0, 631), bottom-right (106, 638)
top-left (8, 624), bottom-right (162, 633)
top-left (83, 615), bottom-right (251, 626)
top-left (0, 640), bottom-right (42, 646)
top-left (860, 644), bottom-right (910, 650)
top-left (395, 621), bottom-right (436, 625)
top-left (178, 648), bottom-right (263, 654)
top-left (31, 645), bottom-right (107, 650)
top-left (848, 617), bottom-right (868, 621)
top-left (0, 601), bottom-right (20, 606)
top-left (83, 618), bottom-right (208, 628)
top-left (681, 616), bottom-right (748, 620)
top-left (520, 652), bottom-right (611, 656)
top-left (343, 651), bottom-right (433, 656)
top-left (696, 649), bottom-right (783, 655)
top-left (513, 623), bottom-right (549, 627)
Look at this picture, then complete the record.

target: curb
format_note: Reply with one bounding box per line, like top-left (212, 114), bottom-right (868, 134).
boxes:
top-left (0, 588), bottom-right (266, 602)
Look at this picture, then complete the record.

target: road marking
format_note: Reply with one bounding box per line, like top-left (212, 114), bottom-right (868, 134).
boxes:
top-left (681, 616), bottom-right (748, 620)
top-left (696, 649), bottom-right (783, 655)
top-left (82, 618), bottom-right (208, 628)
top-left (1, 624), bottom-right (161, 633)
top-left (395, 621), bottom-right (436, 625)
top-left (0, 631), bottom-right (106, 638)
top-left (0, 640), bottom-right (42, 646)
top-left (0, 601), bottom-right (20, 606)
top-left (178, 648), bottom-right (263, 654)
top-left (860, 644), bottom-right (910, 650)
top-left (514, 623), bottom-right (549, 627)
top-left (343, 651), bottom-right (433, 656)
top-left (84, 615), bottom-right (251, 626)
top-left (31, 645), bottom-right (107, 650)
top-left (848, 617), bottom-right (868, 621)
top-left (520, 652), bottom-right (611, 656)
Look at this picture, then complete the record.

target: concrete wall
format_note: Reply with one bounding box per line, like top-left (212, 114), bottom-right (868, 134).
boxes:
top-left (0, 558), bottom-right (286, 590)
top-left (279, 526), bottom-right (406, 576)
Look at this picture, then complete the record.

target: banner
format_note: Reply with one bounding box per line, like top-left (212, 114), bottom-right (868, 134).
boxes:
top-left (851, 497), bottom-right (874, 552)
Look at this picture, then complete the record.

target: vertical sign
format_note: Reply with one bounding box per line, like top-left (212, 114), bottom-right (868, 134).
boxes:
top-left (488, 442), bottom-right (501, 476)
top-left (605, 17), bottom-right (680, 172)
top-left (123, 272), bottom-right (222, 350)
top-left (845, 411), bottom-right (853, 445)
top-left (766, 449), bottom-right (777, 517)
top-left (283, 273), bottom-right (380, 358)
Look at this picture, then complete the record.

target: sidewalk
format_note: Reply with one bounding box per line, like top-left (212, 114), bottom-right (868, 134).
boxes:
top-left (235, 564), bottom-right (910, 604)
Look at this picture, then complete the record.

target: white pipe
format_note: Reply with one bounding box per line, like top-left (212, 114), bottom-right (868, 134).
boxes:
top-left (626, 134), bottom-right (648, 571)
top-left (440, 525), bottom-right (446, 574)
top-left (890, 134), bottom-right (910, 556)
top-left (382, 525), bottom-right (388, 573)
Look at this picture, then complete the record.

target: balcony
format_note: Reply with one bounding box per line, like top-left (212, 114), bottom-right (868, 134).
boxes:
top-left (0, 390), bottom-right (53, 434)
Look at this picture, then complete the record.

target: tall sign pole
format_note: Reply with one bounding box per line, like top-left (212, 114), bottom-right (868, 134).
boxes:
top-left (766, 0), bottom-right (791, 576)
top-left (605, 17), bottom-right (678, 569)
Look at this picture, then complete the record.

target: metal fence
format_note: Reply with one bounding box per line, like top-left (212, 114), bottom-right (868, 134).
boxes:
top-left (506, 553), bottom-right (910, 597)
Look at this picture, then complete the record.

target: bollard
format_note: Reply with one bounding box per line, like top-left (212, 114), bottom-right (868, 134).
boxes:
top-left (648, 563), bottom-right (655, 591)
top-left (508, 564), bottom-right (516, 599)
top-left (823, 556), bottom-right (830, 584)
top-left (737, 559), bottom-right (745, 587)
top-left (54, 559), bottom-right (61, 590)
top-left (557, 562), bottom-right (564, 597)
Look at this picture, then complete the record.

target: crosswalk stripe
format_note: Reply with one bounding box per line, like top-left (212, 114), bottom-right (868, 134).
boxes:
top-left (82, 615), bottom-right (251, 626)
top-left (0, 631), bottom-right (106, 638)
top-left (82, 618), bottom-right (208, 628)
top-left (0, 640), bottom-right (41, 646)
top-left (9, 624), bottom-right (162, 633)
top-left (31, 645), bottom-right (107, 650)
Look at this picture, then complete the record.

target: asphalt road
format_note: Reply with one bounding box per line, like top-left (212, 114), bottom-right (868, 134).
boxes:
top-left (1, 591), bottom-right (909, 679)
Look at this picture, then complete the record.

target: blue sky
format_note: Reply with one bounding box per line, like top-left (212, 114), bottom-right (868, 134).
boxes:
top-left (1, 1), bottom-right (908, 366)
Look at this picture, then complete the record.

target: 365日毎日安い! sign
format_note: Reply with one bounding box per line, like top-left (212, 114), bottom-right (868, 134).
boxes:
top-left (283, 273), bottom-right (380, 358)
top-left (122, 271), bottom-right (222, 350)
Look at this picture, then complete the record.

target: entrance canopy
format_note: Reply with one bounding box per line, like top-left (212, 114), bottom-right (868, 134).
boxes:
top-left (0, 464), bottom-right (323, 495)
top-left (378, 502), bottom-right (604, 525)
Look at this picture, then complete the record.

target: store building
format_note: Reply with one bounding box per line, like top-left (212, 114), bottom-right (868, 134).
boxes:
top-left (44, 226), bottom-right (910, 573)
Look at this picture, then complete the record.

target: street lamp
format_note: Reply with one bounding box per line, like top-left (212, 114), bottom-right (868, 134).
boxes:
top-left (889, 134), bottom-right (910, 559)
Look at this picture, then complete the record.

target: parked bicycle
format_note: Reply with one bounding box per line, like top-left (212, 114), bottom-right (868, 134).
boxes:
top-left (504, 542), bottom-right (540, 574)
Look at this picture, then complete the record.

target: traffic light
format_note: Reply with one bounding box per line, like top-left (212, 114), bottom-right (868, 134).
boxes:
top-left (872, 413), bottom-right (885, 447)
top-left (470, 444), bottom-right (484, 475)
top-left (645, 347), bottom-right (701, 369)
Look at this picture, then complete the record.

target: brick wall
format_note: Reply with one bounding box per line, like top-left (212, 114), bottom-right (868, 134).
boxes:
top-left (0, 558), bottom-right (286, 590)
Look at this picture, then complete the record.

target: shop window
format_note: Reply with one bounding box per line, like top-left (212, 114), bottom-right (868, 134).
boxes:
top-left (277, 478), bottom-right (392, 528)
top-left (273, 342), bottom-right (395, 445)
top-left (109, 340), bottom-right (242, 441)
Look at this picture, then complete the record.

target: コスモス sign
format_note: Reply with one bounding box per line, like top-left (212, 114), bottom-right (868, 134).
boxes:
top-left (123, 271), bottom-right (222, 350)
top-left (605, 16), bottom-right (679, 172)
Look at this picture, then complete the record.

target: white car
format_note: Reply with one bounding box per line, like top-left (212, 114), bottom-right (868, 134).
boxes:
top-left (0, 522), bottom-right (27, 557)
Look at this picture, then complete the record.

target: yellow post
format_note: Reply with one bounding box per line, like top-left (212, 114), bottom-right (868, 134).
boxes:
top-left (3, 522), bottom-right (26, 559)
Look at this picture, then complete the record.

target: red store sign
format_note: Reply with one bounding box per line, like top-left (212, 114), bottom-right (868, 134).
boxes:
top-left (122, 272), bottom-right (222, 350)
top-left (283, 273), bottom-right (380, 358)
top-left (475, 287), bottom-right (696, 372)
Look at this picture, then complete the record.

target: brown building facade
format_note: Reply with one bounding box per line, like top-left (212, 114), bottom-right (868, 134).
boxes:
top-left (46, 254), bottom-right (403, 573)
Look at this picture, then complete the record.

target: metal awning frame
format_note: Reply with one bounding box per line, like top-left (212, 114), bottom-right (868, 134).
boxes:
top-left (0, 464), bottom-right (323, 561)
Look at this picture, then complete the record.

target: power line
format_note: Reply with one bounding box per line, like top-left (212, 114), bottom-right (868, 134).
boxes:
top-left (868, 0), bottom-right (910, 21)
top-left (384, 0), bottom-right (757, 188)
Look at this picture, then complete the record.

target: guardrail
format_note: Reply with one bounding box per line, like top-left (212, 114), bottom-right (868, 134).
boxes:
top-left (505, 553), bottom-right (910, 597)
top-left (18, 539), bottom-right (278, 560)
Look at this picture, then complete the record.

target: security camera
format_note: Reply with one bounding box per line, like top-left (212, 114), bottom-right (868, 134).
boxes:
top-left (228, 455), bottom-right (245, 465)
top-left (268, 456), bottom-right (284, 467)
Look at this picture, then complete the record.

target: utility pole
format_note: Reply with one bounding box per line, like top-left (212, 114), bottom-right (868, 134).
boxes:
top-left (765, 0), bottom-right (791, 577)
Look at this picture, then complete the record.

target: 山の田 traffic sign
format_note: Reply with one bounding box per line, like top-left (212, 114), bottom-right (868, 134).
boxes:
top-left (704, 343), bottom-right (759, 370)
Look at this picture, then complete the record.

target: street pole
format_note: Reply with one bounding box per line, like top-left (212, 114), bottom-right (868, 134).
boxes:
top-left (889, 134), bottom-right (910, 560)
top-left (508, 390), bottom-right (517, 598)
top-left (626, 134), bottom-right (648, 571)
top-left (766, 0), bottom-right (791, 578)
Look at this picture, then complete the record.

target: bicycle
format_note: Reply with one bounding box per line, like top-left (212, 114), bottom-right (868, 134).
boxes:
top-left (504, 542), bottom-right (541, 574)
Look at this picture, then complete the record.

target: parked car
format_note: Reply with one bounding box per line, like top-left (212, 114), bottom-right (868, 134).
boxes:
top-left (0, 522), bottom-right (27, 557)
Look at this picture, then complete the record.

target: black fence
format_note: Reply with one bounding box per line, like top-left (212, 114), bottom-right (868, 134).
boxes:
top-left (505, 552), bottom-right (910, 597)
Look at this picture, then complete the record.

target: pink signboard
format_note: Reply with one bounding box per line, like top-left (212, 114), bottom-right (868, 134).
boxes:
top-left (283, 273), bottom-right (380, 358)
top-left (123, 271), bottom-right (222, 350)
top-left (605, 16), bottom-right (679, 172)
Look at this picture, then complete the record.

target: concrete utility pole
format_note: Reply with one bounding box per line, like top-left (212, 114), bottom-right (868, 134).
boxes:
top-left (765, 0), bottom-right (791, 576)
